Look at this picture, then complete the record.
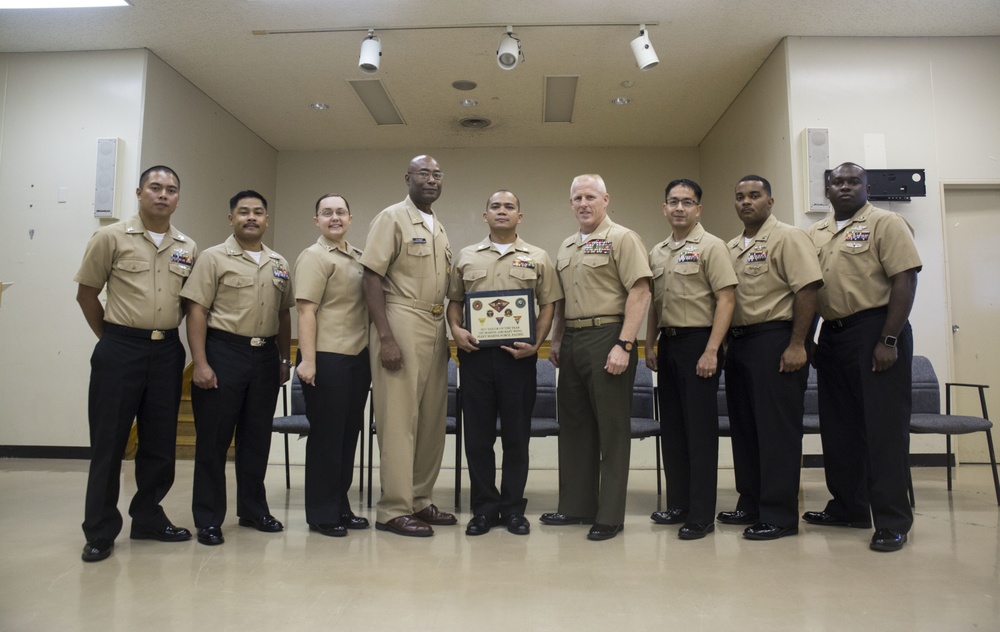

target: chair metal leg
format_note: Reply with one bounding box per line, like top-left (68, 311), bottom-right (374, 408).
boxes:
top-left (985, 429), bottom-right (1000, 506)
top-left (907, 467), bottom-right (915, 508)
top-left (947, 434), bottom-right (953, 491)
top-left (284, 434), bottom-right (291, 490)
top-left (367, 404), bottom-right (375, 509)
top-left (655, 435), bottom-right (663, 497)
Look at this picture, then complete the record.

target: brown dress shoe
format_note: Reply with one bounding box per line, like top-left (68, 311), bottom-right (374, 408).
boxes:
top-left (412, 504), bottom-right (458, 525)
top-left (375, 516), bottom-right (434, 537)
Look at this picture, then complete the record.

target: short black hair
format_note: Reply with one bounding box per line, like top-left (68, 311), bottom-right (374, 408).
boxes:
top-left (665, 178), bottom-right (702, 202)
top-left (139, 165), bottom-right (180, 189)
top-left (737, 174), bottom-right (772, 197)
top-left (487, 190), bottom-right (520, 209)
top-left (314, 193), bottom-right (351, 216)
top-left (229, 190), bottom-right (268, 212)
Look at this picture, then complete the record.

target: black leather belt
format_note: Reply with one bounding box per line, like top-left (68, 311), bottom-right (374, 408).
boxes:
top-left (207, 329), bottom-right (276, 348)
top-left (661, 326), bottom-right (712, 338)
top-left (104, 324), bottom-right (178, 341)
top-left (730, 321), bottom-right (792, 339)
top-left (827, 306), bottom-right (888, 329)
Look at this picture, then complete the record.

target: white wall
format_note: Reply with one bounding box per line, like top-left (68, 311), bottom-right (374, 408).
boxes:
top-left (699, 39), bottom-right (793, 238)
top-left (0, 50), bottom-right (277, 447)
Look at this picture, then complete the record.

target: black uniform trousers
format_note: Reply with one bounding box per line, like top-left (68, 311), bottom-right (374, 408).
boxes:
top-left (659, 328), bottom-right (723, 525)
top-left (191, 330), bottom-right (281, 528)
top-left (815, 312), bottom-right (914, 534)
top-left (724, 323), bottom-right (807, 528)
top-left (300, 349), bottom-right (371, 525)
top-left (557, 324), bottom-right (637, 525)
top-left (83, 327), bottom-right (184, 541)
top-left (458, 346), bottom-right (536, 519)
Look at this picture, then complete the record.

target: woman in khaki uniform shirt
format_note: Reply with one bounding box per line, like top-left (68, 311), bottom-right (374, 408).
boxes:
top-left (295, 194), bottom-right (371, 537)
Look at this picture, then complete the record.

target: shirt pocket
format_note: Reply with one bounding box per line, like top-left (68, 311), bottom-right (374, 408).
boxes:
top-left (508, 267), bottom-right (538, 282)
top-left (405, 242), bottom-right (431, 277)
top-left (838, 240), bottom-right (872, 276)
top-left (168, 262), bottom-right (192, 295)
top-left (221, 275), bottom-right (255, 308)
top-left (116, 259), bottom-right (151, 273)
top-left (272, 276), bottom-right (288, 293)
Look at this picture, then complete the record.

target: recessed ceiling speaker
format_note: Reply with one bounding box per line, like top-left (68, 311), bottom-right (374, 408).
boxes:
top-left (630, 24), bottom-right (658, 71)
top-left (359, 30), bottom-right (381, 74)
top-left (497, 26), bottom-right (522, 70)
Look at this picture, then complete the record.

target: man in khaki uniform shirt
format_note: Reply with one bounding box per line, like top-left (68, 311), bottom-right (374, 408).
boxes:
top-left (721, 175), bottom-right (823, 540)
top-left (75, 165), bottom-right (196, 562)
top-left (182, 190), bottom-right (294, 546)
top-left (540, 174), bottom-right (651, 541)
top-left (804, 163), bottom-right (921, 552)
top-left (647, 178), bottom-right (737, 540)
top-left (361, 155), bottom-right (456, 537)
top-left (448, 190), bottom-right (564, 536)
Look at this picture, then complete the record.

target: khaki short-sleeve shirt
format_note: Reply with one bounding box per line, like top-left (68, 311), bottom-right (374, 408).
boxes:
top-left (358, 196), bottom-right (451, 306)
top-left (807, 203), bottom-right (922, 321)
top-left (649, 223), bottom-right (737, 328)
top-left (74, 214), bottom-right (197, 330)
top-left (556, 217), bottom-right (651, 320)
top-left (180, 235), bottom-right (295, 337)
top-left (294, 236), bottom-right (368, 355)
top-left (727, 214), bottom-right (824, 326)
top-left (448, 236), bottom-right (564, 308)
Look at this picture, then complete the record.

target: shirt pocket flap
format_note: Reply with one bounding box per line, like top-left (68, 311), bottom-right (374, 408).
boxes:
top-left (116, 259), bottom-right (151, 273)
top-left (463, 269), bottom-right (488, 282)
top-left (223, 275), bottom-right (255, 289)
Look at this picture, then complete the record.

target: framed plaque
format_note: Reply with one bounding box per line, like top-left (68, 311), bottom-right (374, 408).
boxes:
top-left (464, 289), bottom-right (536, 348)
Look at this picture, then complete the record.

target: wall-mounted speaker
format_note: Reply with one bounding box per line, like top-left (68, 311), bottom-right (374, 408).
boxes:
top-left (94, 137), bottom-right (122, 218)
top-left (805, 127), bottom-right (830, 213)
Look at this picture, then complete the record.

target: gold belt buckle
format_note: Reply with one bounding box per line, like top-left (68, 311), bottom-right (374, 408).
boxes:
top-left (151, 330), bottom-right (165, 341)
top-left (251, 337), bottom-right (266, 347)
top-left (431, 304), bottom-right (444, 316)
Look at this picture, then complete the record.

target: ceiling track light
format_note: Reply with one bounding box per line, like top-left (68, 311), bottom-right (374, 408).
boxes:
top-left (630, 24), bottom-right (659, 71)
top-left (496, 26), bottom-right (522, 70)
top-left (358, 29), bottom-right (381, 74)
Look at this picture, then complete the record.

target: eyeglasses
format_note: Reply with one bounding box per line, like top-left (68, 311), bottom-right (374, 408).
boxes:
top-left (318, 209), bottom-right (350, 218)
top-left (408, 170), bottom-right (445, 181)
top-left (665, 198), bottom-right (698, 209)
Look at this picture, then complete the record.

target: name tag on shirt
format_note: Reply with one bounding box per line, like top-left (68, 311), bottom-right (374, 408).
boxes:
top-left (413, 237), bottom-right (427, 244)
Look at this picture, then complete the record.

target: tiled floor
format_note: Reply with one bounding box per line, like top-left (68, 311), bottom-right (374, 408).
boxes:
top-left (1, 459), bottom-right (998, 631)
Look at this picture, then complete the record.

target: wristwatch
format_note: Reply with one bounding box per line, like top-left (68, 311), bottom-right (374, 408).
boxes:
top-left (880, 335), bottom-right (898, 348)
top-left (616, 339), bottom-right (635, 352)
top-left (280, 358), bottom-right (293, 367)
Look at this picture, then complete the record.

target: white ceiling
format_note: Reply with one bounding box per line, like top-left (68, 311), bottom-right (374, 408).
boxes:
top-left (2, 0), bottom-right (999, 152)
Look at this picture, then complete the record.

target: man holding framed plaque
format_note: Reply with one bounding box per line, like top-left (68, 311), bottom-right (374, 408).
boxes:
top-left (447, 190), bottom-right (563, 536)
top-left (541, 174), bottom-right (651, 541)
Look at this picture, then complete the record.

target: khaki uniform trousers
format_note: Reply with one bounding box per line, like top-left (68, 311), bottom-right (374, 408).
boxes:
top-left (370, 303), bottom-right (450, 523)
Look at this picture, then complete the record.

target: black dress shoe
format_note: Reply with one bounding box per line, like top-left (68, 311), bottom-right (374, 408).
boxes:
top-left (743, 522), bottom-right (799, 540)
top-left (870, 528), bottom-right (907, 552)
top-left (130, 523), bottom-right (192, 542)
top-left (197, 526), bottom-right (224, 546)
top-left (802, 510), bottom-right (871, 529)
top-left (678, 522), bottom-right (715, 540)
top-left (539, 512), bottom-right (595, 526)
top-left (465, 514), bottom-right (499, 536)
top-left (505, 514), bottom-right (530, 536)
top-left (716, 510), bottom-right (758, 525)
top-left (587, 523), bottom-right (623, 541)
top-left (650, 508), bottom-right (687, 525)
top-left (238, 514), bottom-right (284, 532)
top-left (340, 513), bottom-right (370, 530)
top-left (81, 538), bottom-right (114, 562)
top-left (309, 523), bottom-right (348, 538)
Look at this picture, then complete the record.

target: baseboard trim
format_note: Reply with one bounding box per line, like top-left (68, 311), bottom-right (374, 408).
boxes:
top-left (803, 453), bottom-right (955, 468)
top-left (0, 446), bottom-right (91, 459)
